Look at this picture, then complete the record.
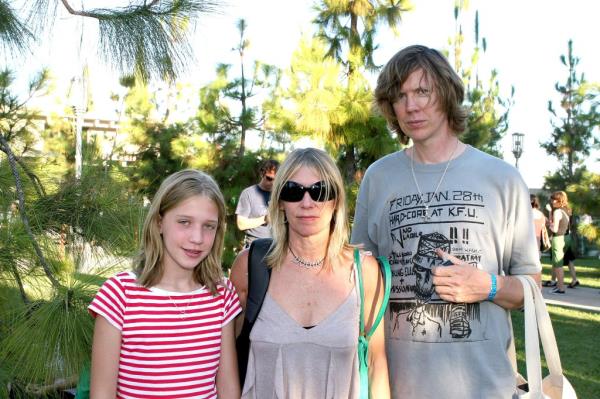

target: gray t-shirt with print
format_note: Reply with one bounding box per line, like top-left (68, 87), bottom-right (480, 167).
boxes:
top-left (351, 145), bottom-right (541, 399)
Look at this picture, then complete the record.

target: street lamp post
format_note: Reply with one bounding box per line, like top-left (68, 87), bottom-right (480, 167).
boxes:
top-left (73, 104), bottom-right (84, 180)
top-left (69, 75), bottom-right (86, 180)
top-left (512, 132), bottom-right (524, 169)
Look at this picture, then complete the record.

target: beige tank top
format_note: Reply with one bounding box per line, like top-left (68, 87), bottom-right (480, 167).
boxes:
top-left (241, 273), bottom-right (360, 398)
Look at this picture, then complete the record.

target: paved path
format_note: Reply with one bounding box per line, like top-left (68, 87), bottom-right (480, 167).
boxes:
top-left (542, 285), bottom-right (600, 313)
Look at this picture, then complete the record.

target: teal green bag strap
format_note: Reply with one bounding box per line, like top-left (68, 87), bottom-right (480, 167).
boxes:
top-left (354, 248), bottom-right (392, 399)
top-left (75, 362), bottom-right (90, 399)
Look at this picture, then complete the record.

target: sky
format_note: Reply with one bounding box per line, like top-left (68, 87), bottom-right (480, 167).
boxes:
top-left (9, 0), bottom-right (600, 189)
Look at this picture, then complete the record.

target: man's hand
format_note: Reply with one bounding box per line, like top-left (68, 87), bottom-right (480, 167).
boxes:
top-left (431, 249), bottom-right (491, 303)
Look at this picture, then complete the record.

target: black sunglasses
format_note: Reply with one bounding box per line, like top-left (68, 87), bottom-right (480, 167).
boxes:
top-left (280, 181), bottom-right (336, 202)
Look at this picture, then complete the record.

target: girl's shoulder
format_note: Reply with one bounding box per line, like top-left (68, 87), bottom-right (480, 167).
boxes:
top-left (219, 276), bottom-right (235, 288)
top-left (109, 270), bottom-right (138, 285)
top-left (217, 276), bottom-right (238, 295)
top-left (99, 271), bottom-right (143, 294)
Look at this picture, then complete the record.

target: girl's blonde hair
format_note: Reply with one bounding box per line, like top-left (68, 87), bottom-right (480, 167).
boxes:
top-left (134, 169), bottom-right (226, 295)
top-left (266, 148), bottom-right (352, 270)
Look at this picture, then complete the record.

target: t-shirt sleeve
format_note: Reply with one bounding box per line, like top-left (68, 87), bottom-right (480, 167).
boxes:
top-left (221, 278), bottom-right (242, 326)
top-left (88, 274), bottom-right (127, 331)
top-left (351, 169), bottom-right (379, 256)
top-left (235, 188), bottom-right (251, 216)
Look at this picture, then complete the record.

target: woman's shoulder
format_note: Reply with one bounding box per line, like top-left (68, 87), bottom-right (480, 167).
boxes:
top-left (230, 248), bottom-right (250, 291)
top-left (351, 248), bottom-right (380, 277)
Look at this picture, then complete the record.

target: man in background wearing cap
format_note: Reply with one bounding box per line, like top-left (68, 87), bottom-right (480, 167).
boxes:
top-left (236, 159), bottom-right (279, 248)
top-left (351, 45), bottom-right (541, 398)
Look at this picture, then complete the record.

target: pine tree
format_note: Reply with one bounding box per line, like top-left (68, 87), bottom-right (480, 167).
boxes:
top-left (0, 69), bottom-right (146, 396)
top-left (449, 4), bottom-right (513, 158)
top-left (542, 39), bottom-right (600, 190)
top-left (0, 0), bottom-right (221, 82)
top-left (196, 19), bottom-right (283, 157)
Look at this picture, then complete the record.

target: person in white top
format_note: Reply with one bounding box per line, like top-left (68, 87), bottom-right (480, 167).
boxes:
top-left (530, 194), bottom-right (548, 258)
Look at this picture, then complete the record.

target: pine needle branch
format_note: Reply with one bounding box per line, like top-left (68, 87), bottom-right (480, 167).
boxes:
top-left (0, 0), bottom-right (33, 55)
top-left (59, 0), bottom-right (221, 82)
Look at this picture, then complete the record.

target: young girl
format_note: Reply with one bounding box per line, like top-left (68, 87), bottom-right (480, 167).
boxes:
top-left (89, 169), bottom-right (241, 398)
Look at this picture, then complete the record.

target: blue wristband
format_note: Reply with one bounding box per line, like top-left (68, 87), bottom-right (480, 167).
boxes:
top-left (487, 274), bottom-right (497, 301)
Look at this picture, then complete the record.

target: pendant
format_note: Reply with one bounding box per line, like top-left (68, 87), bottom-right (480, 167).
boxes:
top-left (422, 205), bottom-right (431, 221)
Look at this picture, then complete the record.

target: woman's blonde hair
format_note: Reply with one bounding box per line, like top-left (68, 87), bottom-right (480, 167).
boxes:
top-left (134, 169), bottom-right (226, 295)
top-left (550, 190), bottom-right (572, 216)
top-left (266, 148), bottom-right (352, 270)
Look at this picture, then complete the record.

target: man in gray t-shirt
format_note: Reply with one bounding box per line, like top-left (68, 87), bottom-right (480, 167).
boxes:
top-left (351, 45), bottom-right (541, 398)
top-left (236, 159), bottom-right (279, 247)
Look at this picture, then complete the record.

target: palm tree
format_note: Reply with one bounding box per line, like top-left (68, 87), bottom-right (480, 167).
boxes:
top-left (311, 0), bottom-right (411, 182)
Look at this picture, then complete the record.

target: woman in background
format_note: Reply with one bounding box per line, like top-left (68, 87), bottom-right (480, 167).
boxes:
top-left (547, 191), bottom-right (577, 294)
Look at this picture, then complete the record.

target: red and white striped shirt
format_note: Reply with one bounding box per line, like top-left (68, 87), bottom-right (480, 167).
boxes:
top-left (89, 271), bottom-right (241, 399)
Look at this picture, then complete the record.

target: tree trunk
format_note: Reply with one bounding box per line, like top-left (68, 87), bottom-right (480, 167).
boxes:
top-left (238, 56), bottom-right (247, 158)
top-left (340, 12), bottom-right (359, 183)
top-left (0, 135), bottom-right (61, 289)
top-left (15, 155), bottom-right (46, 197)
top-left (10, 262), bottom-right (30, 304)
top-left (342, 144), bottom-right (357, 184)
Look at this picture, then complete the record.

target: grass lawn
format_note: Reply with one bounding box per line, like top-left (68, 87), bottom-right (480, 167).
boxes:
top-left (512, 256), bottom-right (600, 397)
top-left (512, 306), bottom-right (600, 398)
top-left (539, 254), bottom-right (600, 288)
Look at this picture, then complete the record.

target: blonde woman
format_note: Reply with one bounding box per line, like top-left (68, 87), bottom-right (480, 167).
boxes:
top-left (89, 170), bottom-right (241, 398)
top-left (231, 148), bottom-right (389, 398)
top-left (547, 190), bottom-right (572, 294)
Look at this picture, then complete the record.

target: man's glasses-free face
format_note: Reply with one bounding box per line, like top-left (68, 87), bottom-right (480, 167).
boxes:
top-left (279, 181), bottom-right (336, 202)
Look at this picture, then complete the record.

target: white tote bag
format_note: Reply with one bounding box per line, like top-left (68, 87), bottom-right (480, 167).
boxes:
top-left (514, 275), bottom-right (577, 399)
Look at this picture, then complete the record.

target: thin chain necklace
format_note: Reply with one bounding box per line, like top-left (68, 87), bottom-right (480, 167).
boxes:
top-left (289, 247), bottom-right (325, 268)
top-left (410, 140), bottom-right (460, 221)
top-left (167, 293), bottom-right (195, 318)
